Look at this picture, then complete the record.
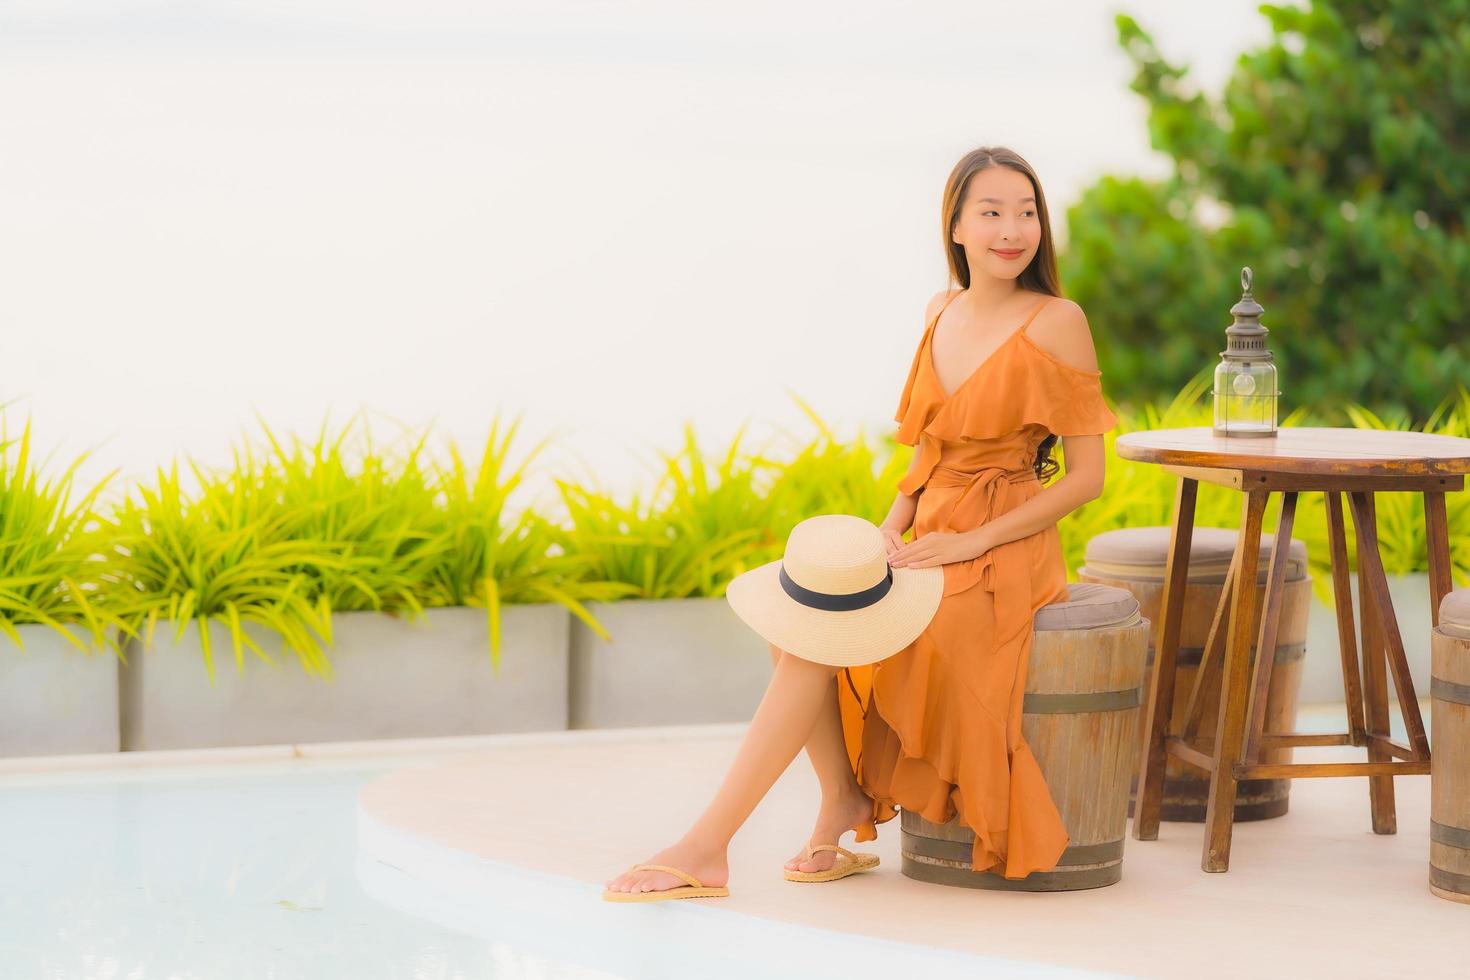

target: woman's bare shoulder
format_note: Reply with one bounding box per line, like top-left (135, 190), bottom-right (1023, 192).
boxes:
top-left (1025, 297), bottom-right (1101, 373)
top-left (923, 287), bottom-right (964, 324)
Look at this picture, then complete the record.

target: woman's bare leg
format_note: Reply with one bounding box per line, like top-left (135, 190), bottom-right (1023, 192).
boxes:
top-left (604, 650), bottom-right (850, 895)
top-left (764, 643), bottom-right (877, 874)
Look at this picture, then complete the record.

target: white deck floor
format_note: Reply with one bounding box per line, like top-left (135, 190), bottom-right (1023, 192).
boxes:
top-left (354, 699), bottom-right (1465, 979)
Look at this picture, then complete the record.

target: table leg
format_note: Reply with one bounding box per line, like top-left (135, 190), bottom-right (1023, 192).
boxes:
top-left (1424, 491), bottom-right (1452, 628)
top-left (1133, 476), bottom-right (1197, 842)
top-left (1325, 492), bottom-right (1366, 742)
top-left (1203, 488), bottom-right (1268, 872)
top-left (1350, 491), bottom-right (1396, 834)
top-left (1348, 492), bottom-right (1430, 758)
top-left (1245, 491), bottom-right (1297, 764)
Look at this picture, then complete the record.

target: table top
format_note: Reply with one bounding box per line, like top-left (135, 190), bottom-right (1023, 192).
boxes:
top-left (1114, 426), bottom-right (1470, 477)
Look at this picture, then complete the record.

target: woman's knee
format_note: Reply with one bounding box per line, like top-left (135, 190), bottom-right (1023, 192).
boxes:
top-left (774, 648), bottom-right (840, 678)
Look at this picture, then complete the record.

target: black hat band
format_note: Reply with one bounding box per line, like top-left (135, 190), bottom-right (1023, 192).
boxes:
top-left (778, 563), bottom-right (894, 612)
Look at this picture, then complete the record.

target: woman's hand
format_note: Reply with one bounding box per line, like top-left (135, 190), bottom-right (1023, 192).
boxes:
top-left (878, 522), bottom-right (907, 559)
top-left (889, 527), bottom-right (994, 569)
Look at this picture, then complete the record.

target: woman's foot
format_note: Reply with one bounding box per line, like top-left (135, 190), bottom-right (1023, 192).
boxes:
top-left (784, 786), bottom-right (875, 874)
top-left (604, 839), bottom-right (729, 897)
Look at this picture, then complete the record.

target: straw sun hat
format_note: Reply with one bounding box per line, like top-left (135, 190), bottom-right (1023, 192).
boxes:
top-left (724, 513), bottom-right (943, 668)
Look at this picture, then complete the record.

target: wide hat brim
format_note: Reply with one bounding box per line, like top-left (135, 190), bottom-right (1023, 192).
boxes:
top-left (724, 557), bottom-right (943, 668)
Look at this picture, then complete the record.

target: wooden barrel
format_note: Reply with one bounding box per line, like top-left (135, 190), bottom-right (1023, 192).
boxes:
top-left (1430, 591), bottom-right (1470, 904)
top-left (1078, 526), bottom-right (1311, 822)
top-left (900, 584), bottom-right (1149, 892)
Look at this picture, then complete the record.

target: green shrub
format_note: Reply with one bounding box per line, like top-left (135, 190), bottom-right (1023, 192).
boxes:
top-left (751, 395), bottom-right (913, 553)
top-left (101, 412), bottom-right (639, 678)
top-left (554, 422), bottom-right (775, 600)
top-left (101, 444), bottom-right (352, 682)
top-left (1065, 1), bottom-right (1469, 419)
top-left (0, 416), bottom-right (122, 653)
top-left (415, 418), bottom-right (634, 658)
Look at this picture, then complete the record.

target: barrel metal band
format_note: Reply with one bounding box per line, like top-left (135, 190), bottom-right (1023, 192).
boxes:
top-left (1023, 687), bottom-right (1143, 714)
top-left (1429, 865), bottom-right (1470, 896)
top-left (1431, 675), bottom-right (1470, 706)
top-left (900, 857), bottom-right (1120, 891)
top-left (1431, 819), bottom-right (1470, 850)
top-left (907, 833), bottom-right (1124, 867)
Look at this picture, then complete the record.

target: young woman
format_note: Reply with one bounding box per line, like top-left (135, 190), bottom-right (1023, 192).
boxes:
top-left (604, 146), bottom-right (1117, 900)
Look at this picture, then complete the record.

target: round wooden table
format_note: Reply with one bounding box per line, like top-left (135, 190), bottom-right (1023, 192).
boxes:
top-left (1115, 426), bottom-right (1470, 873)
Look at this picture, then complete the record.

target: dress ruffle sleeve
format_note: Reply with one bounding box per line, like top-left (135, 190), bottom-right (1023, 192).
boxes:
top-left (925, 337), bottom-right (1118, 442)
top-left (892, 329), bottom-right (1117, 498)
top-left (892, 318), bottom-right (947, 497)
top-left (893, 318), bottom-right (939, 447)
top-left (1028, 355), bottom-right (1119, 437)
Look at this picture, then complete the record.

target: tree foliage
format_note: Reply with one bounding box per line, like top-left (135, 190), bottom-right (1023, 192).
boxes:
top-left (1062, 1), bottom-right (1468, 420)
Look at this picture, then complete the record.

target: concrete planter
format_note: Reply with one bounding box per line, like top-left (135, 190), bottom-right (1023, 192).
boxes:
top-left (569, 596), bottom-right (770, 729)
top-left (1302, 571), bottom-right (1433, 704)
top-left (119, 604), bottom-right (569, 751)
top-left (0, 625), bottom-right (119, 757)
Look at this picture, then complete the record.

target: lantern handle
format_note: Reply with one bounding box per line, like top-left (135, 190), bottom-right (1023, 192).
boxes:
top-left (1241, 266), bottom-right (1253, 295)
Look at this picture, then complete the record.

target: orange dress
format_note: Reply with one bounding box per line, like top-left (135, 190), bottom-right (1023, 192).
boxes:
top-left (837, 290), bottom-right (1119, 878)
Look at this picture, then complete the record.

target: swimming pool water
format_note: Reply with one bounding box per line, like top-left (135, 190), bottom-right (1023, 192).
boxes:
top-left (0, 755), bottom-right (625, 980)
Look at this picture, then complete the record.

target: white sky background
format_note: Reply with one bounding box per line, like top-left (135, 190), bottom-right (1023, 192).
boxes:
top-left (0, 1), bottom-right (1281, 515)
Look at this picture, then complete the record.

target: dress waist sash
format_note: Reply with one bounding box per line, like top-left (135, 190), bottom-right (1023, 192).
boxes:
top-left (923, 464), bottom-right (1040, 641)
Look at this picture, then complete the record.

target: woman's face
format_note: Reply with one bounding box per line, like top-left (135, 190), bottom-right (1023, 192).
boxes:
top-left (950, 166), bottom-right (1040, 279)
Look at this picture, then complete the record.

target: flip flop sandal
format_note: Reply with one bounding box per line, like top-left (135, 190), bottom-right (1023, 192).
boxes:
top-left (602, 863), bottom-right (731, 902)
top-left (783, 842), bottom-right (880, 883)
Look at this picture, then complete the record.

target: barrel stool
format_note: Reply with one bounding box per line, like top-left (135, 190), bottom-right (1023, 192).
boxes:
top-left (1078, 526), bottom-right (1311, 822)
top-left (900, 583), bottom-right (1149, 891)
top-left (1431, 588), bottom-right (1470, 904)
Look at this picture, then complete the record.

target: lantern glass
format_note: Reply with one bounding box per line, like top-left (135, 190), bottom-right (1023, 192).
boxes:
top-left (1213, 359), bottom-right (1278, 435)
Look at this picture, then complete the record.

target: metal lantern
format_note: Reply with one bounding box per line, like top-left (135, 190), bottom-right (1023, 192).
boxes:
top-left (1212, 266), bottom-right (1279, 437)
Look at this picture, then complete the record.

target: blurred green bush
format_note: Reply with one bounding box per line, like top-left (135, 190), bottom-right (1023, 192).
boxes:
top-left (1062, 1), bottom-right (1468, 421)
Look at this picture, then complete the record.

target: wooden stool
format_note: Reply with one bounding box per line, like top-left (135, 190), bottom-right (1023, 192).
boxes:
top-left (901, 583), bottom-right (1149, 891)
top-left (1431, 588), bottom-right (1470, 904)
top-left (1118, 427), bottom-right (1470, 873)
top-left (1079, 526), bottom-right (1311, 822)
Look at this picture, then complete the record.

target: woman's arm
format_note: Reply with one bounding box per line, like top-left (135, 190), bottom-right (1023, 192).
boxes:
top-left (880, 450), bottom-right (925, 539)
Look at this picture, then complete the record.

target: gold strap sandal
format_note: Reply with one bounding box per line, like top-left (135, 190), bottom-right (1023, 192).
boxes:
top-left (783, 842), bottom-right (881, 883)
top-left (602, 863), bottom-right (731, 902)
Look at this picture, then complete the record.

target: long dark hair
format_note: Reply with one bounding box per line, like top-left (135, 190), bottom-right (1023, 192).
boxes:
top-left (939, 146), bottom-right (1063, 483)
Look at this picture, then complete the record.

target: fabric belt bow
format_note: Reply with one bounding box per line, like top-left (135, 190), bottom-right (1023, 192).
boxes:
top-left (921, 463), bottom-right (1038, 652)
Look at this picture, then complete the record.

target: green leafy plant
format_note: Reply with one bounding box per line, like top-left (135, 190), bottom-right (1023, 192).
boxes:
top-left (555, 421), bottom-right (776, 600)
top-left (255, 413), bottom-right (450, 619)
top-left (413, 416), bottom-right (635, 667)
top-left (100, 412), bottom-right (450, 682)
top-left (100, 446), bottom-right (353, 683)
top-left (101, 412), bottom-right (644, 678)
top-left (751, 395), bottom-right (912, 551)
top-left (1286, 390), bottom-right (1470, 594)
top-left (0, 415), bottom-right (122, 653)
top-left (1065, 1), bottom-right (1468, 419)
